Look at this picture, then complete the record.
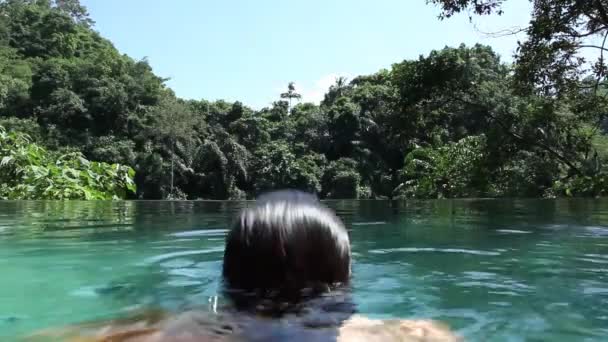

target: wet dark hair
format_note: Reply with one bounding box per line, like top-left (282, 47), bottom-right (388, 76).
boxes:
top-left (222, 190), bottom-right (351, 303)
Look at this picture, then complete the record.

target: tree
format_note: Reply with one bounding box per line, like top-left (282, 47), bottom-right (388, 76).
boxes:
top-left (395, 135), bottom-right (488, 199)
top-left (427, 0), bottom-right (608, 96)
top-left (228, 114), bottom-right (272, 150)
top-left (327, 97), bottom-right (361, 159)
top-left (321, 158), bottom-right (367, 199)
top-left (322, 76), bottom-right (351, 106)
top-left (193, 127), bottom-right (250, 199)
top-left (0, 46), bottom-right (32, 116)
top-left (147, 97), bottom-right (198, 198)
top-left (280, 82), bottom-right (302, 112)
top-left (54, 0), bottom-right (94, 27)
top-left (252, 141), bottom-right (326, 195)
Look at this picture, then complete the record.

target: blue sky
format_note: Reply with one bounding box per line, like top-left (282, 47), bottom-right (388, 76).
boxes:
top-left (82, 0), bottom-right (532, 109)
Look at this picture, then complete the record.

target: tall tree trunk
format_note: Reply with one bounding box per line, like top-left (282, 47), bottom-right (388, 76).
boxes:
top-left (170, 138), bottom-right (174, 197)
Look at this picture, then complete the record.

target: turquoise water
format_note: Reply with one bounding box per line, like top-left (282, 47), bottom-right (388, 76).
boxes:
top-left (1, 199), bottom-right (608, 341)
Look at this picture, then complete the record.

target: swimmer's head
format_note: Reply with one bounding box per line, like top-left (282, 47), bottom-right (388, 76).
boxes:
top-left (222, 190), bottom-right (351, 299)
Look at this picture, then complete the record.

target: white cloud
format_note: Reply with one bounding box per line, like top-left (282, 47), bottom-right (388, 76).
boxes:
top-left (303, 72), bottom-right (352, 104)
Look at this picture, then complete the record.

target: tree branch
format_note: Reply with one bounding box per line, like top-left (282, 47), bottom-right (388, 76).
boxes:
top-left (572, 26), bottom-right (608, 38)
top-left (595, 29), bottom-right (608, 92)
top-left (473, 23), bottom-right (527, 38)
top-left (578, 81), bottom-right (608, 89)
top-left (488, 113), bottom-right (583, 174)
top-left (451, 96), bottom-right (583, 175)
top-left (577, 44), bottom-right (608, 52)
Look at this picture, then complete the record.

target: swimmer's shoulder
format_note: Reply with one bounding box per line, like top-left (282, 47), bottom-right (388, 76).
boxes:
top-left (23, 310), bottom-right (462, 342)
top-left (338, 315), bottom-right (462, 342)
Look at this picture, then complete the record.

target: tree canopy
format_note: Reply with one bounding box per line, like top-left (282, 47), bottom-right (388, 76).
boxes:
top-left (428, 0), bottom-right (608, 95)
top-left (0, 0), bottom-right (606, 200)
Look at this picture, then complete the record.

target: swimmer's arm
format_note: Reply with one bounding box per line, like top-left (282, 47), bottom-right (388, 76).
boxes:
top-left (22, 309), bottom-right (167, 342)
top-left (338, 315), bottom-right (462, 342)
top-left (22, 310), bottom-right (229, 342)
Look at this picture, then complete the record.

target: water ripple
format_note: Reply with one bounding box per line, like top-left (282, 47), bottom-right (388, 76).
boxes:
top-left (368, 247), bottom-right (501, 256)
top-left (169, 229), bottom-right (228, 237)
top-left (496, 229), bottom-right (532, 234)
top-left (462, 271), bottom-right (497, 280)
top-left (456, 281), bottom-right (533, 292)
top-left (576, 257), bottom-right (608, 265)
top-left (141, 248), bottom-right (224, 264)
top-left (352, 221), bottom-right (387, 226)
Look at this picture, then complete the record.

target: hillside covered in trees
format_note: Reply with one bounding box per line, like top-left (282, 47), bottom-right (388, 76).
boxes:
top-left (1, 0), bottom-right (607, 200)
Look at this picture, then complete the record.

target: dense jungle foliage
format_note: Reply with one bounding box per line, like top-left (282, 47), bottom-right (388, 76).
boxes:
top-left (0, 125), bottom-right (136, 199)
top-left (0, 0), bottom-right (607, 200)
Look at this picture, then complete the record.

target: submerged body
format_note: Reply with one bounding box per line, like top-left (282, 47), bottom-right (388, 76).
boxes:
top-left (27, 310), bottom-right (460, 341)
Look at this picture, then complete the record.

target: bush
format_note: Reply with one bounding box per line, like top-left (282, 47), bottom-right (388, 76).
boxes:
top-left (321, 158), bottom-right (365, 199)
top-left (396, 135), bottom-right (487, 199)
top-left (0, 126), bottom-right (136, 200)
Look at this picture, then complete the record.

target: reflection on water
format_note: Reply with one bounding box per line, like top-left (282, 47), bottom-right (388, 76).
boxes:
top-left (0, 199), bottom-right (608, 341)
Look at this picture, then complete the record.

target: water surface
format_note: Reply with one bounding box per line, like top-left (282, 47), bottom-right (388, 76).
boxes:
top-left (1, 199), bottom-right (608, 341)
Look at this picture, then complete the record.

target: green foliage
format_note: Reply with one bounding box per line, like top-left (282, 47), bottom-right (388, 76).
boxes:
top-left (0, 0), bottom-right (606, 200)
top-left (321, 158), bottom-right (367, 199)
top-left (327, 98), bottom-right (361, 159)
top-left (253, 141), bottom-right (326, 195)
top-left (489, 150), bottom-right (559, 198)
top-left (554, 171), bottom-right (608, 198)
top-left (191, 128), bottom-right (250, 200)
top-left (0, 126), bottom-right (136, 200)
top-left (429, 0), bottom-right (608, 96)
top-left (592, 131), bottom-right (608, 159)
top-left (397, 135), bottom-right (487, 199)
top-left (0, 117), bottom-right (42, 140)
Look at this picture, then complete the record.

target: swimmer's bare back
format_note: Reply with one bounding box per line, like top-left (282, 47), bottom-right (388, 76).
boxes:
top-left (24, 310), bottom-right (462, 342)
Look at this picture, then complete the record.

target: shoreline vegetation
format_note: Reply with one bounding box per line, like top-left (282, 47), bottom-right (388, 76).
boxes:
top-left (1, 0), bottom-right (607, 201)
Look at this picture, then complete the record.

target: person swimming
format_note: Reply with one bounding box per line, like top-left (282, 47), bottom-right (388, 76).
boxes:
top-left (222, 190), bottom-right (352, 314)
top-left (26, 190), bottom-right (461, 341)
